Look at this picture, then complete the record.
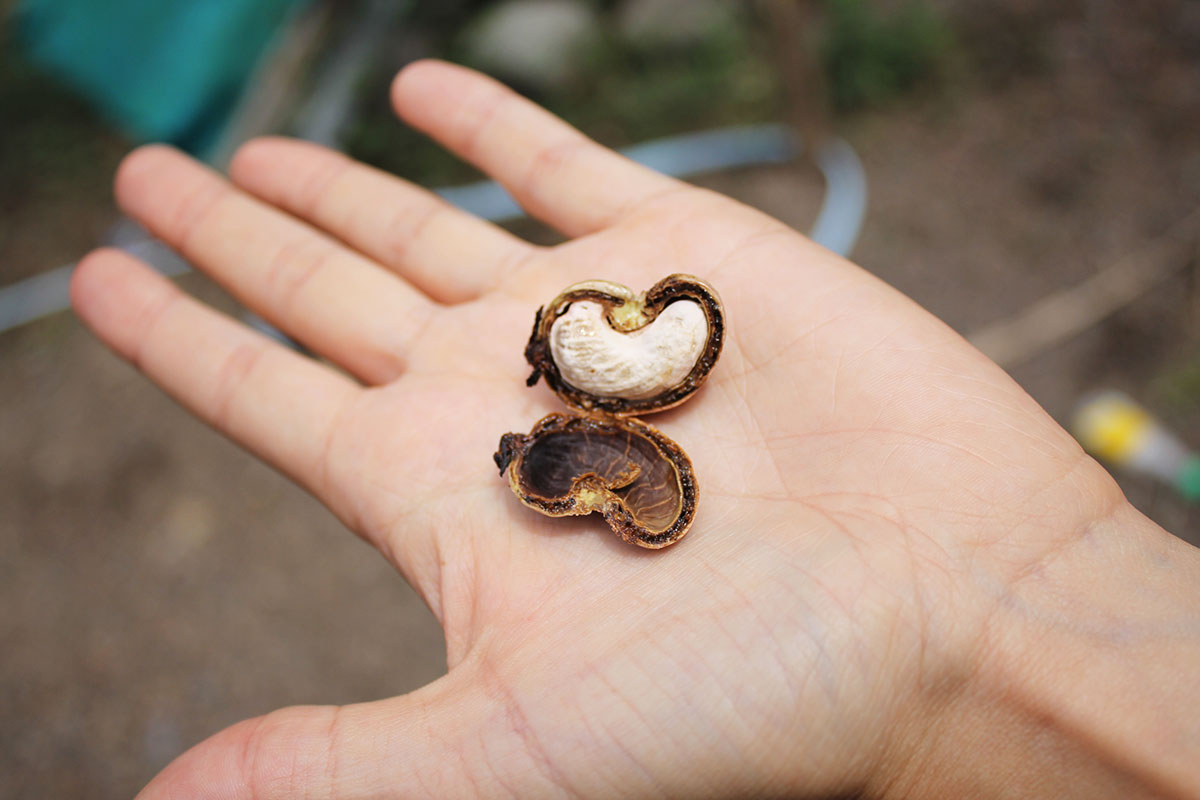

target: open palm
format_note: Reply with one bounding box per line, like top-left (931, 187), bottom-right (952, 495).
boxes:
top-left (73, 61), bottom-right (1125, 798)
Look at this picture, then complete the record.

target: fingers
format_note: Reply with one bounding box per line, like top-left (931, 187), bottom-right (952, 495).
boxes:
top-left (230, 137), bottom-right (536, 304)
top-left (71, 249), bottom-right (359, 507)
top-left (132, 672), bottom-right (564, 800)
top-left (116, 145), bottom-right (436, 384)
top-left (392, 60), bottom-right (689, 238)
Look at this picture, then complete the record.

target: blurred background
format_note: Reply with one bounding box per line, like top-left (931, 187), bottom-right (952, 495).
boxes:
top-left (2, 0), bottom-right (1199, 795)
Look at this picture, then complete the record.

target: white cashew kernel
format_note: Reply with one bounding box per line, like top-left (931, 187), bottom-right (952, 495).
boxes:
top-left (549, 300), bottom-right (707, 399)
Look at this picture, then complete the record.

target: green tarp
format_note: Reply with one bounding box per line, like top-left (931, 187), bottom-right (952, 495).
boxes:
top-left (16, 0), bottom-right (310, 155)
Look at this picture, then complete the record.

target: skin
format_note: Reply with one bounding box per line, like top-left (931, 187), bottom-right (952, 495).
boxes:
top-left (71, 61), bottom-right (1200, 799)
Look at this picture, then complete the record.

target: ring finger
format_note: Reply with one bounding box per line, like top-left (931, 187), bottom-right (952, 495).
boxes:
top-left (115, 145), bottom-right (437, 384)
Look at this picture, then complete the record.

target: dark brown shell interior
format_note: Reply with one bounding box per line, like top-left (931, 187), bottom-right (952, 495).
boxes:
top-left (524, 274), bottom-right (724, 416)
top-left (494, 414), bottom-right (696, 548)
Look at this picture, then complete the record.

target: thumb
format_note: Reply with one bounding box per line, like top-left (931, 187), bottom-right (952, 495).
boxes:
top-left (134, 667), bottom-right (559, 799)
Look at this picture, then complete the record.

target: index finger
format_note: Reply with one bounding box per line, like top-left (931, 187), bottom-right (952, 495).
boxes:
top-left (391, 60), bottom-right (689, 238)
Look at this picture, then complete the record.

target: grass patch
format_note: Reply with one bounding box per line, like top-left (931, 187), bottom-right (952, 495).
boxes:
top-left (821, 0), bottom-right (954, 112)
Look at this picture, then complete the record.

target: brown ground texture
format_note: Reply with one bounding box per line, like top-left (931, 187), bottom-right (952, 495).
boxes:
top-left (3, 3), bottom-right (1200, 796)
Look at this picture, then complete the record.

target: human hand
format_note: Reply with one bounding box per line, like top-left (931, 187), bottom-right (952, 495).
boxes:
top-left (72, 61), bottom-right (1200, 798)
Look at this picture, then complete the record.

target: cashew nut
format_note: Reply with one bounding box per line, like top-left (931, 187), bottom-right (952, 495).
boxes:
top-left (549, 300), bottom-right (707, 400)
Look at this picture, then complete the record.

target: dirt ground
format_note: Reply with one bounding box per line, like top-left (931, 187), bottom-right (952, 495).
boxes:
top-left (3, 5), bottom-right (1200, 797)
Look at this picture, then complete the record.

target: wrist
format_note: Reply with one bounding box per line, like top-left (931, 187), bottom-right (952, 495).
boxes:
top-left (883, 498), bottom-right (1200, 799)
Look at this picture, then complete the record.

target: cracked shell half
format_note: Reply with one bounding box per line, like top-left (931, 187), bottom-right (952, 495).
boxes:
top-left (524, 274), bottom-right (724, 415)
top-left (494, 413), bottom-right (697, 549)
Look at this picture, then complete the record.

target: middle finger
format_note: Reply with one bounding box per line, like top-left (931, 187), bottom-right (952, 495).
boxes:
top-left (230, 137), bottom-right (536, 304)
top-left (116, 145), bottom-right (437, 385)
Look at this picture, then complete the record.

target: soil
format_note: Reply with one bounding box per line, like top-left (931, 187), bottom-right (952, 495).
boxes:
top-left (2, 3), bottom-right (1198, 796)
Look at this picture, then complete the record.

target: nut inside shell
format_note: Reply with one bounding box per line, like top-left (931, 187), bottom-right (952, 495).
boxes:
top-left (494, 413), bottom-right (697, 549)
top-left (524, 274), bottom-right (724, 415)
